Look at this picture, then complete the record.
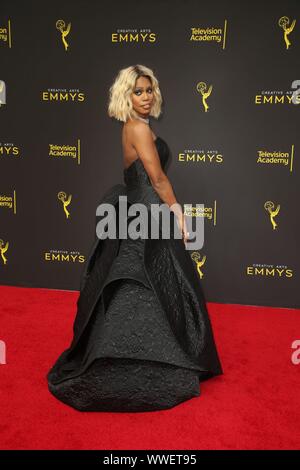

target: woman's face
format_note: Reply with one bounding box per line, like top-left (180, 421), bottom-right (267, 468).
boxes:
top-left (130, 76), bottom-right (154, 118)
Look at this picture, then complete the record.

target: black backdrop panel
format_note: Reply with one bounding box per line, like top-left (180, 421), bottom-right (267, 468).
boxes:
top-left (0, 0), bottom-right (299, 308)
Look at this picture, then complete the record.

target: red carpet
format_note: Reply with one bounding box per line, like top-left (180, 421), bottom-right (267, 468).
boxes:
top-left (0, 285), bottom-right (299, 450)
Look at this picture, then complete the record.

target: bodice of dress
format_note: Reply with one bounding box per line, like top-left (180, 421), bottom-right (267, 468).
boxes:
top-left (123, 136), bottom-right (170, 188)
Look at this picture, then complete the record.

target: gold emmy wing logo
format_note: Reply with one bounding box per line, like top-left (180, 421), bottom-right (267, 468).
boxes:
top-left (278, 16), bottom-right (296, 50)
top-left (58, 191), bottom-right (72, 218)
top-left (264, 200), bottom-right (280, 230)
top-left (0, 239), bottom-right (9, 265)
top-left (56, 19), bottom-right (71, 51)
top-left (191, 251), bottom-right (206, 279)
top-left (196, 82), bottom-right (212, 112)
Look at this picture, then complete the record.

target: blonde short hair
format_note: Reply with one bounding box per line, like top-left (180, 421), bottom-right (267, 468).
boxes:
top-left (107, 64), bottom-right (163, 122)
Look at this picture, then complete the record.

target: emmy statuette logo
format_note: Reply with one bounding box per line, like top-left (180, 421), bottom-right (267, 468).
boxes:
top-left (0, 239), bottom-right (9, 265)
top-left (278, 16), bottom-right (296, 50)
top-left (191, 251), bottom-right (207, 279)
top-left (264, 200), bottom-right (280, 230)
top-left (196, 82), bottom-right (212, 112)
top-left (58, 191), bottom-right (72, 218)
top-left (56, 19), bottom-right (71, 51)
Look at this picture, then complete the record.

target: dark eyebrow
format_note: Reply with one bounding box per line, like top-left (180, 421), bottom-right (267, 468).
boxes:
top-left (134, 86), bottom-right (152, 90)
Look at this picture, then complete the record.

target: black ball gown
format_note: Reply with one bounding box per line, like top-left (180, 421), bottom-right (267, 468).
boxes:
top-left (47, 136), bottom-right (223, 412)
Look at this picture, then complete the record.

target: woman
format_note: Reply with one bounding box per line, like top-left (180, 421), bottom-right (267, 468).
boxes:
top-left (47, 64), bottom-right (223, 412)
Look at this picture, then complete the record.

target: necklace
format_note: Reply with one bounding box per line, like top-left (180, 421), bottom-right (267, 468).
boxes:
top-left (136, 115), bottom-right (149, 124)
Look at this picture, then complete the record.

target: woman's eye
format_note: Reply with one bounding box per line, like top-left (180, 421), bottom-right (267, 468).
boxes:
top-left (135, 89), bottom-right (152, 95)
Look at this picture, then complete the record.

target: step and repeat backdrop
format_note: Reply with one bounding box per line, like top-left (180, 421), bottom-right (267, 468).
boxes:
top-left (0, 0), bottom-right (299, 308)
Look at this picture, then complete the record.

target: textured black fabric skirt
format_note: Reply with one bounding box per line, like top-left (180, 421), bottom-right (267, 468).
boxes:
top-left (47, 237), bottom-right (210, 412)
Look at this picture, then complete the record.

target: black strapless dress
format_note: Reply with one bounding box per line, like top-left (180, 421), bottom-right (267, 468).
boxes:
top-left (47, 136), bottom-right (223, 412)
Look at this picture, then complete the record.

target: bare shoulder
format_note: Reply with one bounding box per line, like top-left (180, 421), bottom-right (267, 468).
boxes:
top-left (131, 121), bottom-right (153, 148)
top-left (123, 120), bottom-right (165, 187)
top-left (124, 119), bottom-right (156, 147)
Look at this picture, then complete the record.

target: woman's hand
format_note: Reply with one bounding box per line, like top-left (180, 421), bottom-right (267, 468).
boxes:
top-left (179, 214), bottom-right (189, 244)
top-left (171, 204), bottom-right (189, 245)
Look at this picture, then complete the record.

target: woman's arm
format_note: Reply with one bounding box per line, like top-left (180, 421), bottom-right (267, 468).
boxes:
top-left (130, 122), bottom-right (188, 241)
